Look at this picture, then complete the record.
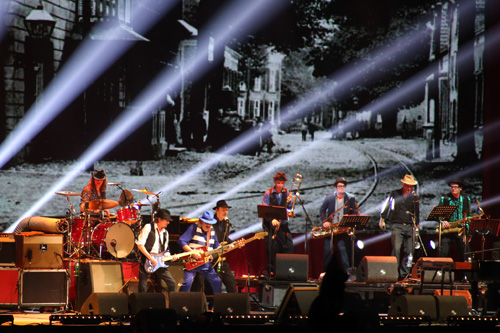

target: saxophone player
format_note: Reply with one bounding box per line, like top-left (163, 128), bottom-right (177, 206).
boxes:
top-left (319, 177), bottom-right (358, 272)
top-left (437, 179), bottom-right (472, 262)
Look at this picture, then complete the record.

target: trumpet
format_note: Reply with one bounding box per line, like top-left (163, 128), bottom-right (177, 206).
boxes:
top-left (272, 173), bottom-right (302, 239)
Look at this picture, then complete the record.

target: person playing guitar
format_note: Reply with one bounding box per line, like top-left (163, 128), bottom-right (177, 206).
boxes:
top-left (136, 208), bottom-right (178, 294)
top-left (261, 172), bottom-right (294, 276)
top-left (177, 210), bottom-right (222, 293)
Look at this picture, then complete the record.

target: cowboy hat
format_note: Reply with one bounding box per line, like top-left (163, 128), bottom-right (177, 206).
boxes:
top-left (199, 211), bottom-right (217, 224)
top-left (401, 174), bottom-right (418, 186)
top-left (213, 200), bottom-right (231, 210)
top-left (447, 179), bottom-right (464, 188)
top-left (273, 172), bottom-right (287, 181)
top-left (333, 177), bottom-right (348, 187)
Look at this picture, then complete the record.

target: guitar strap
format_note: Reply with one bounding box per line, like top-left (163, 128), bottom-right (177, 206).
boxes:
top-left (157, 227), bottom-right (166, 252)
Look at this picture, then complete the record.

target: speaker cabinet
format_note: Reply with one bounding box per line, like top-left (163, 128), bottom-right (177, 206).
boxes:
top-left (388, 295), bottom-right (437, 320)
top-left (411, 257), bottom-right (454, 283)
top-left (169, 292), bottom-right (207, 318)
top-left (0, 234), bottom-right (16, 267)
top-left (434, 295), bottom-right (468, 319)
top-left (76, 260), bottom-right (124, 312)
top-left (356, 256), bottom-right (398, 283)
top-left (276, 254), bottom-right (309, 281)
top-left (213, 293), bottom-right (250, 315)
top-left (80, 293), bottom-right (129, 316)
top-left (19, 269), bottom-right (68, 308)
top-left (275, 283), bottom-right (319, 322)
top-left (15, 233), bottom-right (63, 269)
top-left (128, 292), bottom-right (166, 314)
top-left (0, 268), bottom-right (19, 306)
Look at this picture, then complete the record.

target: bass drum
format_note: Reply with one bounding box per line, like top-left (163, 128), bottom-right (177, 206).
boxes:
top-left (91, 222), bottom-right (135, 258)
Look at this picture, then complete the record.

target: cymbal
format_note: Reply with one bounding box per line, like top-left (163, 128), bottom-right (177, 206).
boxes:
top-left (88, 199), bottom-right (119, 210)
top-left (55, 191), bottom-right (80, 197)
top-left (132, 189), bottom-right (158, 196)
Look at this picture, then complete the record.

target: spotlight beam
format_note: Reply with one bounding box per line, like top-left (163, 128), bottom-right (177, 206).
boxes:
top-left (0, 0), bottom-right (179, 169)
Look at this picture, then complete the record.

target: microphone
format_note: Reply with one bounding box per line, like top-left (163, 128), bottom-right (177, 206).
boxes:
top-left (107, 183), bottom-right (121, 186)
top-left (406, 211), bottom-right (415, 216)
top-left (225, 219), bottom-right (233, 228)
top-left (111, 239), bottom-right (117, 248)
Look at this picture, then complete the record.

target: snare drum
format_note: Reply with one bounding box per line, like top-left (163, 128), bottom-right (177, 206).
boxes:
top-left (116, 206), bottom-right (140, 225)
top-left (91, 222), bottom-right (135, 258)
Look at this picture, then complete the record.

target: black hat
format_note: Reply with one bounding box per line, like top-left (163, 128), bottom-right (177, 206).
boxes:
top-left (333, 177), bottom-right (348, 187)
top-left (273, 172), bottom-right (287, 181)
top-left (93, 169), bottom-right (106, 180)
top-left (213, 200), bottom-right (231, 210)
top-left (155, 208), bottom-right (173, 222)
top-left (447, 179), bottom-right (464, 188)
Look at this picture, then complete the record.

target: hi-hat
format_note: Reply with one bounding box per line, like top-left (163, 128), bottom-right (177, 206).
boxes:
top-left (88, 199), bottom-right (119, 210)
top-left (132, 189), bottom-right (158, 196)
top-left (55, 191), bottom-right (80, 197)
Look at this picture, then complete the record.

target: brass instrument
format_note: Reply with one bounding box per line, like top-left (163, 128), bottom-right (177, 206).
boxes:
top-left (436, 212), bottom-right (484, 235)
top-left (311, 224), bottom-right (350, 239)
top-left (272, 173), bottom-right (302, 239)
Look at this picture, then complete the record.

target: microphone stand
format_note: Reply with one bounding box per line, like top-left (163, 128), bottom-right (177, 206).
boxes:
top-left (295, 192), bottom-right (313, 254)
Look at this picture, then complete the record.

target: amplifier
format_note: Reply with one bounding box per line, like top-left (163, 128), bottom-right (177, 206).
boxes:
top-left (0, 267), bottom-right (19, 306)
top-left (15, 233), bottom-right (63, 269)
top-left (19, 269), bottom-right (68, 308)
top-left (0, 233), bottom-right (16, 267)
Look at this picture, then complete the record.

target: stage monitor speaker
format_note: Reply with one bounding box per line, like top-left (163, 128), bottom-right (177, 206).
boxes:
top-left (0, 234), bottom-right (16, 267)
top-left (434, 295), bottom-right (468, 320)
top-left (80, 292), bottom-right (129, 316)
top-left (169, 292), bottom-right (207, 318)
top-left (275, 283), bottom-right (319, 322)
top-left (213, 293), bottom-right (250, 315)
top-left (388, 295), bottom-right (437, 320)
top-left (276, 254), bottom-right (309, 281)
top-left (15, 233), bottom-right (63, 269)
top-left (19, 269), bottom-right (68, 307)
top-left (411, 257), bottom-right (454, 283)
top-left (128, 292), bottom-right (166, 314)
top-left (76, 261), bottom-right (124, 312)
top-left (356, 256), bottom-right (398, 283)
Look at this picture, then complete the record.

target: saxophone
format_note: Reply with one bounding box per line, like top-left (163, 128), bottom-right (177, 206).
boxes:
top-left (311, 200), bottom-right (351, 239)
top-left (436, 212), bottom-right (484, 235)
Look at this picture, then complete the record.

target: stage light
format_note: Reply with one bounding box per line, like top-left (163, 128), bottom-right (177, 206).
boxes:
top-left (429, 240), bottom-right (436, 250)
top-left (357, 240), bottom-right (365, 250)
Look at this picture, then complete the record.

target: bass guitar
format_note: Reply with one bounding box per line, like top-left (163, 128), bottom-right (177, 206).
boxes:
top-left (185, 231), bottom-right (267, 270)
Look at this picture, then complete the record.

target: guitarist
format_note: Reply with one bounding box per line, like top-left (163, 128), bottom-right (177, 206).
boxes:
top-left (437, 179), bottom-right (473, 263)
top-left (262, 172), bottom-right (293, 275)
top-left (191, 200), bottom-right (243, 293)
top-left (177, 211), bottom-right (222, 293)
top-left (136, 209), bottom-right (177, 294)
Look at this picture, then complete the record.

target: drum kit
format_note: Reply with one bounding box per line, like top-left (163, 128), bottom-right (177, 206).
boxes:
top-left (55, 185), bottom-right (161, 260)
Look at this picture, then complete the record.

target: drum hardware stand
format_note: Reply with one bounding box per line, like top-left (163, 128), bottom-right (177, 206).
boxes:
top-left (295, 192), bottom-right (313, 254)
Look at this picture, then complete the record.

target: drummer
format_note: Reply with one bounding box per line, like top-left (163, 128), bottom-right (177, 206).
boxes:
top-left (80, 169), bottom-right (109, 215)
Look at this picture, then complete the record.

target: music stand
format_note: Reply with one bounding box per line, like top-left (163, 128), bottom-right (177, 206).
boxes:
top-left (257, 205), bottom-right (288, 278)
top-left (339, 215), bottom-right (370, 279)
top-left (469, 219), bottom-right (500, 260)
top-left (427, 206), bottom-right (457, 256)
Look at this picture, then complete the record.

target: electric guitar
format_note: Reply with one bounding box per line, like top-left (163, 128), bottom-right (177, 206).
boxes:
top-left (184, 231), bottom-right (267, 270)
top-left (144, 250), bottom-right (195, 274)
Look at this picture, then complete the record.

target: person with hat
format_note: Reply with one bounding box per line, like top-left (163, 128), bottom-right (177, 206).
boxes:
top-left (261, 172), bottom-right (294, 275)
top-left (191, 200), bottom-right (244, 293)
top-left (177, 210), bottom-right (222, 292)
top-left (437, 179), bottom-right (473, 262)
top-left (136, 208), bottom-right (178, 294)
top-left (319, 177), bottom-right (358, 272)
top-left (80, 169), bottom-right (108, 214)
top-left (379, 174), bottom-right (420, 280)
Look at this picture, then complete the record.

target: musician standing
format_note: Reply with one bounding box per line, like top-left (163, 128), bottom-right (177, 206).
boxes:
top-left (191, 200), bottom-right (241, 293)
top-left (319, 177), bottom-right (357, 272)
top-left (262, 172), bottom-right (293, 275)
top-left (136, 208), bottom-right (177, 293)
top-left (379, 174), bottom-right (420, 280)
top-left (437, 179), bottom-right (472, 262)
top-left (178, 211), bottom-right (222, 292)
